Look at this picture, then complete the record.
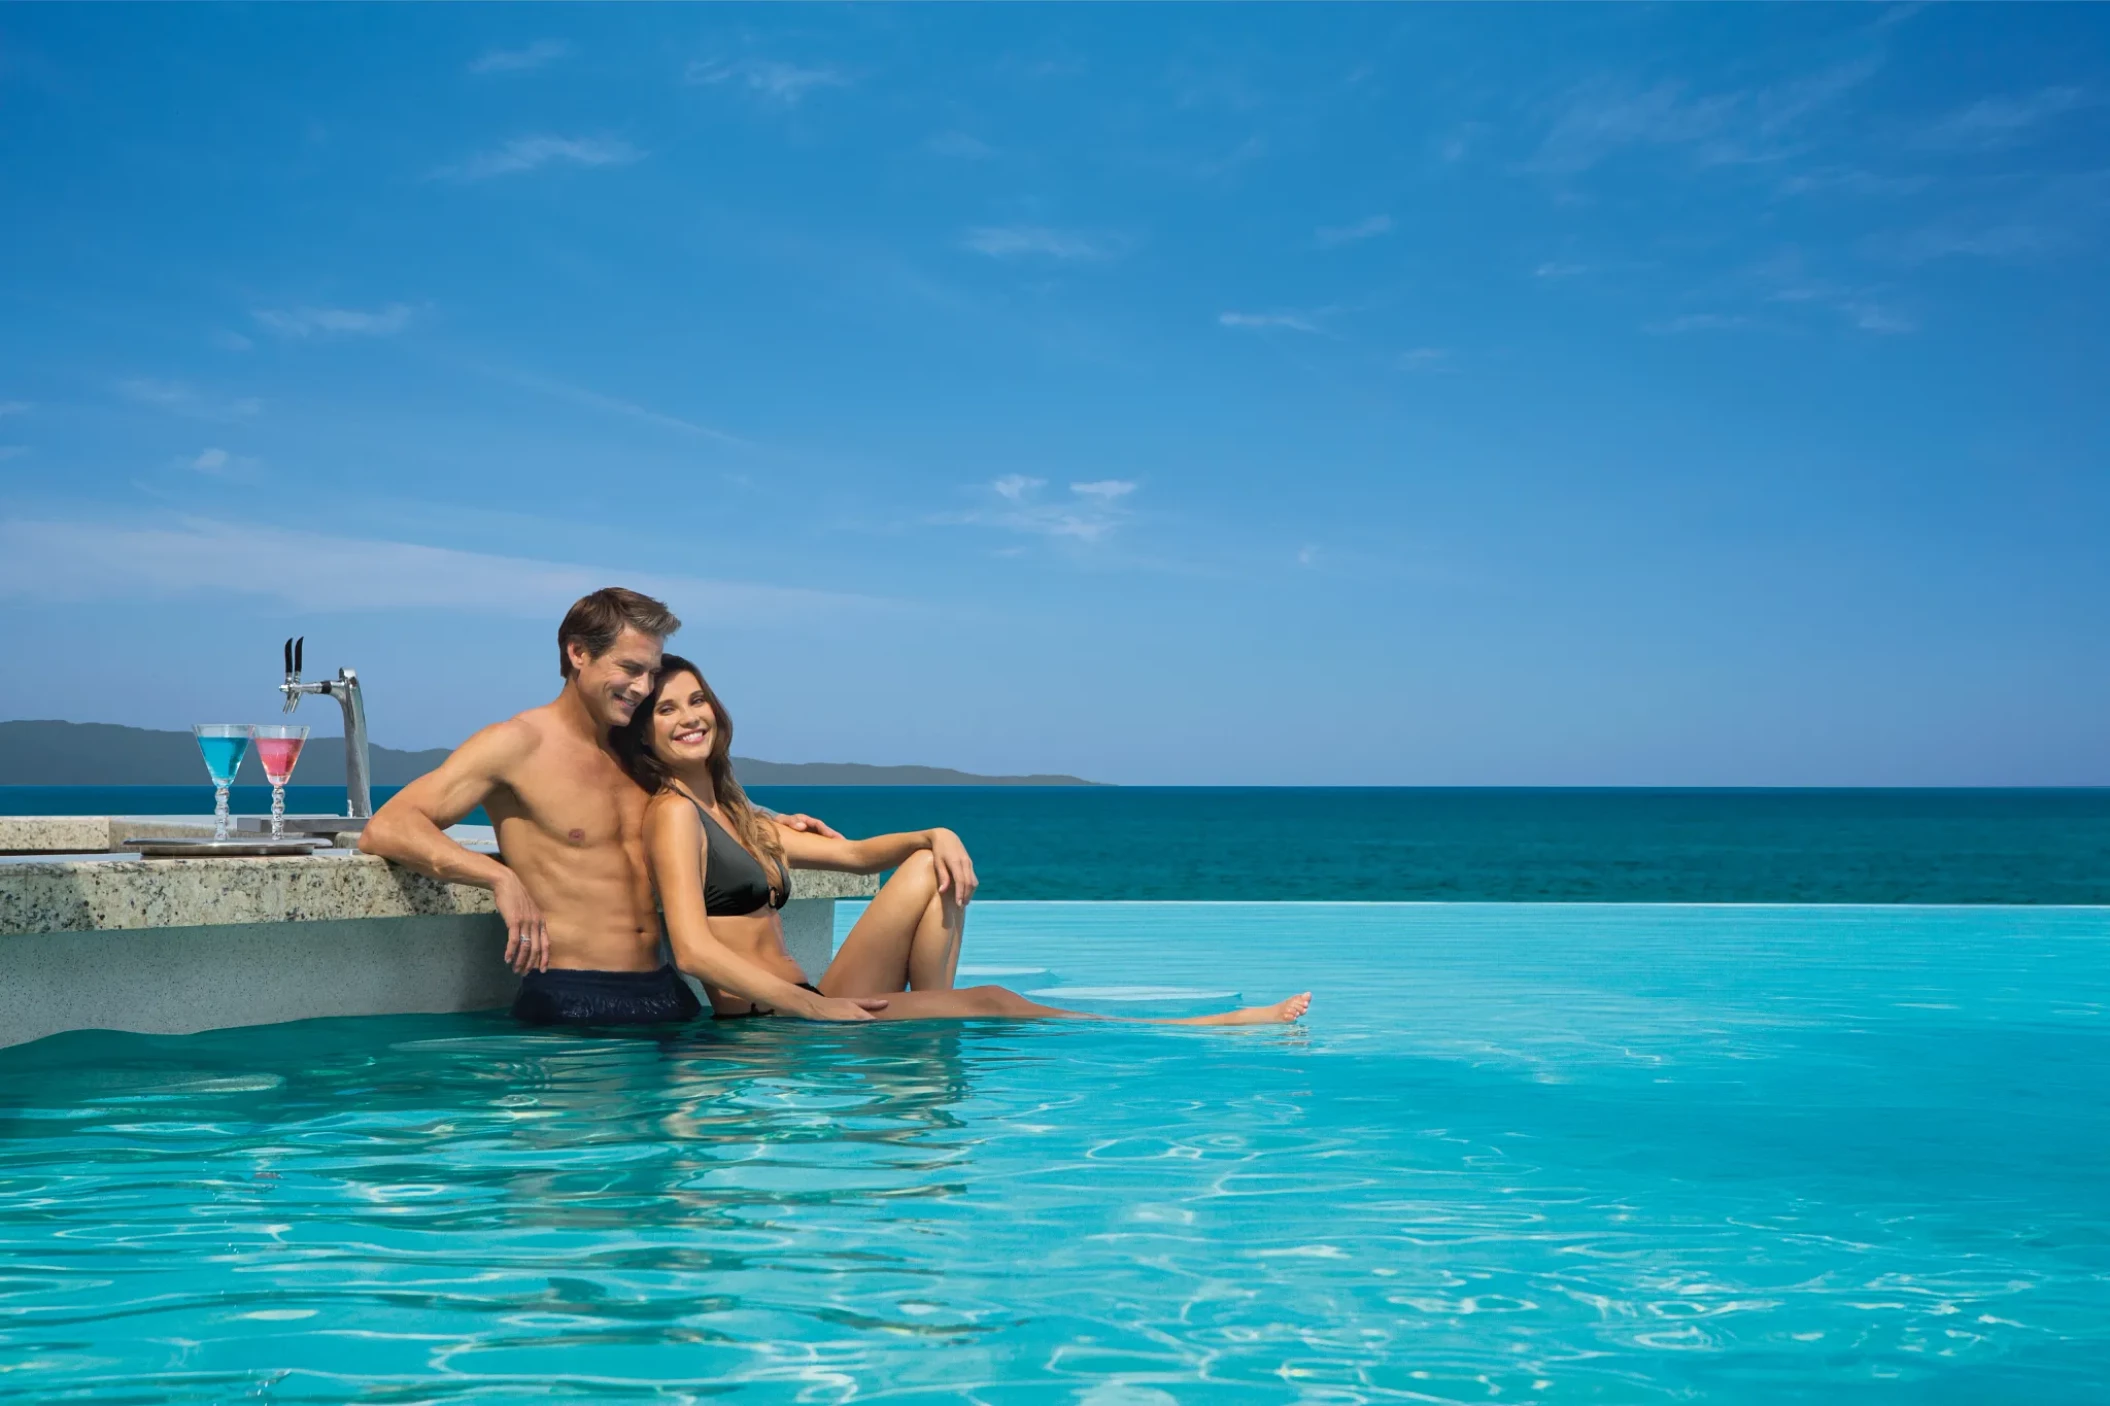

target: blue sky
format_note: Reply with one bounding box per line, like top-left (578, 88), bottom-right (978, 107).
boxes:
top-left (2, 5), bottom-right (2107, 785)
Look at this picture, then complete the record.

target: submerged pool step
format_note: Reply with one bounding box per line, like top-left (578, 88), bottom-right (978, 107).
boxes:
top-left (1025, 984), bottom-right (1242, 1016)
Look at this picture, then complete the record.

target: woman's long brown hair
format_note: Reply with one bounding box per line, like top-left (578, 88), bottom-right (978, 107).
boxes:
top-left (615, 655), bottom-right (786, 883)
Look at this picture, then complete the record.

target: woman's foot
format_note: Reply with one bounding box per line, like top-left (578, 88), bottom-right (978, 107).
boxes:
top-left (1177, 992), bottom-right (1311, 1026)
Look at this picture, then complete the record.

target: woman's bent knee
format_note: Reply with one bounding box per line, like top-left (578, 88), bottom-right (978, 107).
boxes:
top-left (881, 849), bottom-right (939, 899)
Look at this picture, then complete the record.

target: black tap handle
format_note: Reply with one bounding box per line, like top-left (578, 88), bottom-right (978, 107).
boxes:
top-left (294, 637), bottom-right (305, 676)
top-left (283, 638), bottom-right (293, 677)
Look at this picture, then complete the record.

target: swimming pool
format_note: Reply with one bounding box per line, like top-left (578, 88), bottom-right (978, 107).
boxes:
top-left (2, 902), bottom-right (2105, 1401)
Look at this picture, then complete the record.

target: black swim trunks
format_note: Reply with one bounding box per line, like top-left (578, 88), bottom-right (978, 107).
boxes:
top-left (511, 965), bottom-right (703, 1027)
top-left (715, 983), bottom-right (824, 1020)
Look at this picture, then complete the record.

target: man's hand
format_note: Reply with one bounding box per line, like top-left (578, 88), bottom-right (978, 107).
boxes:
top-left (800, 994), bottom-right (890, 1022)
top-left (774, 812), bottom-right (844, 840)
top-left (494, 871), bottom-right (549, 973)
top-left (930, 828), bottom-right (978, 905)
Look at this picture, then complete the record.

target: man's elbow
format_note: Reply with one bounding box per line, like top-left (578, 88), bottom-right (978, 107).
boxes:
top-left (358, 811), bottom-right (405, 860)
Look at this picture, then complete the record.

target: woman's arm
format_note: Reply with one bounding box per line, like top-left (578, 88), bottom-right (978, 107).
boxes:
top-left (776, 824), bottom-right (978, 904)
top-left (645, 799), bottom-right (886, 1021)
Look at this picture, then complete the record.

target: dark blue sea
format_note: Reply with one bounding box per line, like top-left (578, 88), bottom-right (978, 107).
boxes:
top-left (6, 784), bottom-right (2107, 904)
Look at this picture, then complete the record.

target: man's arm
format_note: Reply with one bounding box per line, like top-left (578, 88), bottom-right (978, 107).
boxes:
top-left (359, 720), bottom-right (549, 973)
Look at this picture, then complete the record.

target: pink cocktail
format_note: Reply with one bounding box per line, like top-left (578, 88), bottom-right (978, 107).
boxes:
top-left (252, 725), bottom-right (309, 838)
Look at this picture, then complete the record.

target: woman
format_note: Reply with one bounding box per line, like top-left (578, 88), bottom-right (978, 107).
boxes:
top-left (617, 656), bottom-right (1310, 1026)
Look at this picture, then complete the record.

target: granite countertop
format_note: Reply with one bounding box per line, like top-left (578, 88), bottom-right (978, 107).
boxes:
top-left (0, 847), bottom-right (878, 937)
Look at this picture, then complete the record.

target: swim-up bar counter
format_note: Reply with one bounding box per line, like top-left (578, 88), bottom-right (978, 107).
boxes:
top-left (0, 817), bottom-right (877, 1049)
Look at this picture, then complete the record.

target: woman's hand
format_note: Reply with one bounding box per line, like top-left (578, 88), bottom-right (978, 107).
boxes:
top-left (929, 828), bottom-right (978, 905)
top-left (799, 994), bottom-right (890, 1022)
top-left (774, 812), bottom-right (844, 840)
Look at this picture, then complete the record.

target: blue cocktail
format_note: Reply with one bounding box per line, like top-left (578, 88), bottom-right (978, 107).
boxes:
top-left (192, 724), bottom-right (255, 840)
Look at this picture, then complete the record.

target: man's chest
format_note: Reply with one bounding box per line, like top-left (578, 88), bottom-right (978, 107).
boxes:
top-left (499, 755), bottom-right (647, 849)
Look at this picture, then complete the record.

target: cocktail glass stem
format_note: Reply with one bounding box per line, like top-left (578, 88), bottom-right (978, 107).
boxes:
top-left (214, 784), bottom-right (232, 841)
top-left (270, 785), bottom-right (287, 838)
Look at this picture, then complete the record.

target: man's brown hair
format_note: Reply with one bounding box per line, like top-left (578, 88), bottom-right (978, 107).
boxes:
top-left (557, 587), bottom-right (681, 678)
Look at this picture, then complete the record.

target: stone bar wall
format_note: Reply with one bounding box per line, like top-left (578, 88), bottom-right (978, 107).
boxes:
top-left (0, 845), bottom-right (875, 1049)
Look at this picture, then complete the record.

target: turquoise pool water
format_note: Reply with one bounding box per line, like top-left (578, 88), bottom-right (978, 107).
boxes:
top-left (2, 902), bottom-right (2106, 1401)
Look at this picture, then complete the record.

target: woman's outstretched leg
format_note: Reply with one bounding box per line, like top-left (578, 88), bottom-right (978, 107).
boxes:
top-left (820, 850), bottom-right (966, 998)
top-left (862, 985), bottom-right (1311, 1026)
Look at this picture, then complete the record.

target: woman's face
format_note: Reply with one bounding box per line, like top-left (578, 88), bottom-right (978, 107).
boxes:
top-left (650, 671), bottom-right (718, 765)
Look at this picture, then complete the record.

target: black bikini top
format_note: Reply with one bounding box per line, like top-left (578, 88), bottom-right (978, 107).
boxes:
top-left (687, 796), bottom-right (790, 916)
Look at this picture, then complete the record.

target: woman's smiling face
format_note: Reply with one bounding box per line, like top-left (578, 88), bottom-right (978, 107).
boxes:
top-left (650, 670), bottom-right (718, 765)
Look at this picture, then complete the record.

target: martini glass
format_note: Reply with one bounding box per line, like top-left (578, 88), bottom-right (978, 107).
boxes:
top-left (253, 725), bottom-right (310, 838)
top-left (193, 724), bottom-right (255, 841)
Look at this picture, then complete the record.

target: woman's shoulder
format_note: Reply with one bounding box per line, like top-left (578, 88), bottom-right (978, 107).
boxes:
top-left (642, 788), bottom-right (701, 830)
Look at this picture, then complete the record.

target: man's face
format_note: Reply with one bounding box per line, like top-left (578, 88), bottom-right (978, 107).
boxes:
top-left (569, 626), bottom-right (665, 730)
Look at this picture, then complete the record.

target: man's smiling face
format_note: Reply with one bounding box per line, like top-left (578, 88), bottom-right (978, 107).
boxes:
top-left (567, 625), bottom-right (665, 732)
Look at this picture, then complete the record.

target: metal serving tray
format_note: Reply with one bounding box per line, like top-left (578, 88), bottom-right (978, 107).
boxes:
top-left (121, 837), bottom-right (329, 859)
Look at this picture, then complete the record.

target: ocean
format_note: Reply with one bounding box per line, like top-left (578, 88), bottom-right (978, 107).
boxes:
top-left (6, 784), bottom-right (2107, 904)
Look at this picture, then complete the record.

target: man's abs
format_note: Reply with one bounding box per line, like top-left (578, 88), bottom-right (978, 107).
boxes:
top-left (495, 825), bottom-right (662, 971)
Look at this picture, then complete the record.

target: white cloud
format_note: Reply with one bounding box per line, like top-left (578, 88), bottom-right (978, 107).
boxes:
top-left (0, 400), bottom-right (29, 416)
top-left (944, 477), bottom-right (1138, 544)
top-left (252, 303), bottom-right (415, 338)
top-left (1846, 302), bottom-right (1915, 335)
top-left (1534, 261), bottom-right (1586, 279)
top-left (1645, 313), bottom-right (1748, 335)
top-left (117, 379), bottom-right (262, 422)
top-left (1914, 86), bottom-right (2091, 152)
top-left (470, 40), bottom-right (572, 75)
top-left (961, 225), bottom-right (1119, 261)
top-left (0, 447), bottom-right (26, 462)
top-left (1218, 311), bottom-right (1321, 334)
top-left (1532, 59), bottom-right (1880, 174)
top-left (210, 328), bottom-right (254, 352)
top-left (191, 448), bottom-right (229, 473)
top-left (686, 57), bottom-right (847, 105)
top-left (1314, 214), bottom-right (1392, 248)
top-left (927, 131), bottom-right (994, 159)
top-left (1396, 347), bottom-right (1450, 371)
top-left (0, 517), bottom-right (887, 623)
top-left (437, 136), bottom-right (642, 181)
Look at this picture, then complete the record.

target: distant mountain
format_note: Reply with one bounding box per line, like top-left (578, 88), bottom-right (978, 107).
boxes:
top-left (0, 721), bottom-right (1099, 787)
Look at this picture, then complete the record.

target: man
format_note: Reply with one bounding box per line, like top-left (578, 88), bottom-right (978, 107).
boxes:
top-left (360, 586), bottom-right (877, 1024)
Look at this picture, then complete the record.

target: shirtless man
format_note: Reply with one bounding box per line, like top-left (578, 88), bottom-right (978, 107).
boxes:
top-left (359, 587), bottom-right (879, 1025)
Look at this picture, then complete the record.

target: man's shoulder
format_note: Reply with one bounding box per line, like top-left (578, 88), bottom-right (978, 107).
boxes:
top-left (453, 712), bottom-right (549, 772)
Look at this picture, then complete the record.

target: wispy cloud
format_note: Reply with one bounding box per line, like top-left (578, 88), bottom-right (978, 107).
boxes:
top-left (927, 131), bottom-right (994, 159)
top-left (1534, 261), bottom-right (1587, 280)
top-left (209, 328), bottom-right (254, 352)
top-left (181, 447), bottom-right (262, 477)
top-left (686, 57), bottom-right (847, 105)
top-left (117, 379), bottom-right (261, 422)
top-left (945, 477), bottom-right (1139, 544)
top-left (0, 447), bottom-right (27, 462)
top-left (252, 303), bottom-right (414, 338)
top-left (1314, 214), bottom-right (1392, 249)
top-left (0, 517), bottom-right (887, 622)
top-left (1646, 313), bottom-right (1748, 335)
top-left (1532, 58), bottom-right (1880, 175)
top-left (961, 225), bottom-right (1121, 261)
top-left (437, 136), bottom-right (642, 181)
top-left (1396, 348), bottom-right (1451, 372)
top-left (1218, 310), bottom-right (1321, 334)
top-left (1913, 86), bottom-right (2091, 152)
top-left (470, 40), bottom-right (572, 76)
top-left (0, 400), bottom-right (29, 417)
top-left (481, 366), bottom-right (749, 447)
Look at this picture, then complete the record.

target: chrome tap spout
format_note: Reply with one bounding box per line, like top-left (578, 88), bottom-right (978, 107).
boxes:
top-left (277, 637), bottom-right (374, 819)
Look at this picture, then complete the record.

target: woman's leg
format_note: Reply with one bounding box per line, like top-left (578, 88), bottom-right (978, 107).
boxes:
top-left (863, 985), bottom-right (1311, 1026)
top-left (818, 850), bottom-right (966, 998)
